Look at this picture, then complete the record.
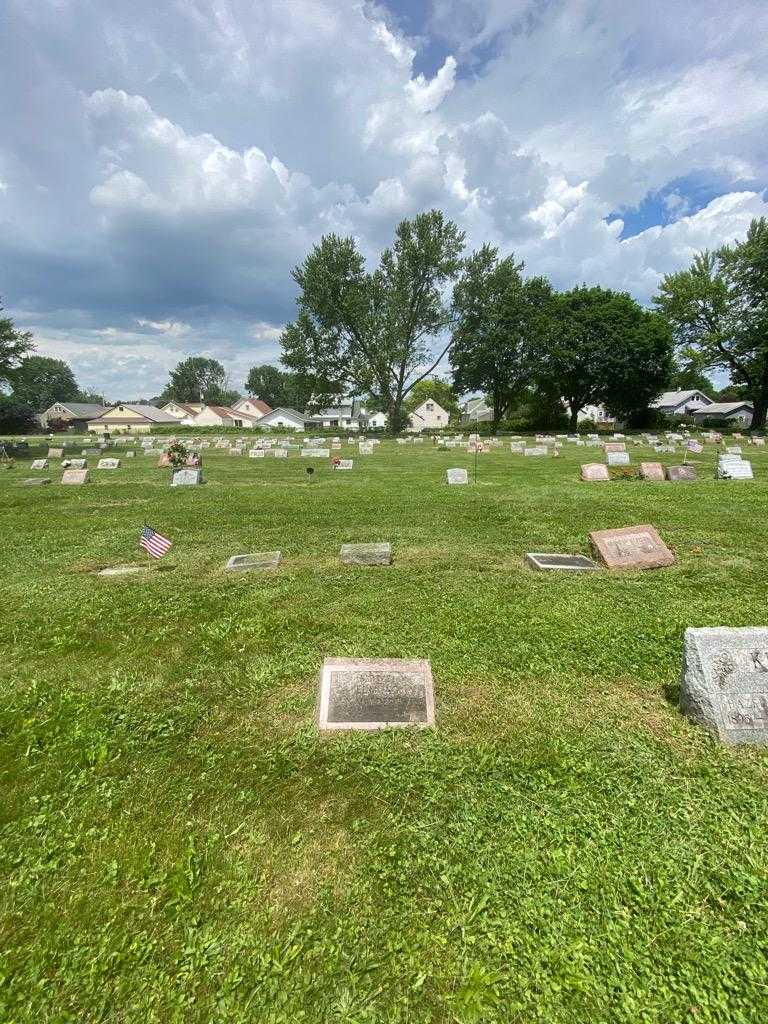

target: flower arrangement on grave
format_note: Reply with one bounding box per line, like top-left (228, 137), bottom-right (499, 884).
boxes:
top-left (609, 466), bottom-right (640, 481)
top-left (332, 457), bottom-right (341, 468)
top-left (166, 440), bottom-right (189, 469)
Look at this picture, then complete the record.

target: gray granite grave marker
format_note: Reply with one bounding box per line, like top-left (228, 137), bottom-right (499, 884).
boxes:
top-left (225, 551), bottom-right (281, 571)
top-left (681, 627), bottom-right (768, 744)
top-left (666, 465), bottom-right (696, 482)
top-left (171, 468), bottom-right (203, 486)
top-left (446, 468), bottom-right (468, 485)
top-left (316, 657), bottom-right (435, 731)
top-left (340, 542), bottom-right (391, 565)
top-left (525, 553), bottom-right (599, 572)
top-left (61, 469), bottom-right (89, 485)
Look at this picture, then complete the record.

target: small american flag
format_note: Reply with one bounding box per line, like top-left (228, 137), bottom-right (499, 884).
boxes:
top-left (140, 525), bottom-right (173, 559)
top-left (686, 440), bottom-right (704, 454)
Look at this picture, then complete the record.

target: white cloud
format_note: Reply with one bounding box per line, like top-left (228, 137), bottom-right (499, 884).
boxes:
top-left (1, 0), bottom-right (767, 398)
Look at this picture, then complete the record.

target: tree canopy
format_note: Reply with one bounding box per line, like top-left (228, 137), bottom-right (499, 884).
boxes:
top-left (450, 246), bottom-right (554, 430)
top-left (10, 356), bottom-right (81, 411)
top-left (542, 286), bottom-right (673, 430)
top-left (654, 217), bottom-right (768, 429)
top-left (281, 210), bottom-right (465, 433)
top-left (162, 356), bottom-right (239, 406)
top-left (0, 304), bottom-right (34, 390)
top-left (245, 364), bottom-right (312, 410)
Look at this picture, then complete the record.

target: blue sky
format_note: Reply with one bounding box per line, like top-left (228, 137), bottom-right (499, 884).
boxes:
top-left (1, 0), bottom-right (766, 398)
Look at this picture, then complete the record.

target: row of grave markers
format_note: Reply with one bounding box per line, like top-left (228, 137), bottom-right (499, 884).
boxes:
top-left (154, 628), bottom-right (761, 743)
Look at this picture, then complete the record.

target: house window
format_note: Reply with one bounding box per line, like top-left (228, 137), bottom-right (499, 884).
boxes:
top-left (234, 419), bottom-right (243, 427)
top-left (426, 402), bottom-right (434, 411)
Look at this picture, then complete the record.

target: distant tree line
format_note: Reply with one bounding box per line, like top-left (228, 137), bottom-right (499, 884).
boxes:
top-left (280, 210), bottom-right (768, 433)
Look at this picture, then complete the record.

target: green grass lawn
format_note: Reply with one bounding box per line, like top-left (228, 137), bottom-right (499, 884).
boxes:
top-left (2, 438), bottom-right (768, 1023)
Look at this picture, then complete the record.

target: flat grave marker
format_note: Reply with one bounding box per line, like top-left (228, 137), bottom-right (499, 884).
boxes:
top-left (681, 627), bottom-right (768, 745)
top-left (334, 459), bottom-right (354, 470)
top-left (316, 657), bottom-right (435, 731)
top-left (171, 468), bottom-right (203, 486)
top-left (30, 459), bottom-right (49, 470)
top-left (96, 565), bottom-right (148, 577)
top-left (525, 553), bottom-right (599, 572)
top-left (225, 551), bottom-right (281, 572)
top-left (61, 469), bottom-right (89, 485)
top-left (666, 465), bottom-right (696, 482)
top-left (589, 524), bottom-right (675, 570)
top-left (20, 477), bottom-right (51, 486)
top-left (97, 458), bottom-right (120, 469)
top-left (340, 542), bottom-right (392, 566)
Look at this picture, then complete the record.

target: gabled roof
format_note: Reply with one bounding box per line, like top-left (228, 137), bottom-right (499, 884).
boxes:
top-left (162, 401), bottom-right (201, 416)
top-left (45, 402), bottom-right (106, 419)
top-left (259, 407), bottom-right (307, 423)
top-left (651, 390), bottom-right (713, 409)
top-left (694, 401), bottom-right (753, 415)
top-left (233, 397), bottom-right (272, 416)
top-left (91, 404), bottom-right (178, 423)
top-left (197, 405), bottom-right (262, 423)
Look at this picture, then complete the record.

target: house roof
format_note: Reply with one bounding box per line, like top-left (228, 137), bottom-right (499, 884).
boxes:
top-left (46, 402), bottom-right (106, 419)
top-left (91, 404), bottom-right (179, 424)
top-left (693, 401), bottom-right (753, 415)
top-left (259, 407), bottom-right (306, 423)
top-left (651, 390), bottom-right (712, 409)
top-left (162, 401), bottom-right (201, 416)
top-left (197, 405), bottom-right (262, 423)
top-left (234, 398), bottom-right (272, 416)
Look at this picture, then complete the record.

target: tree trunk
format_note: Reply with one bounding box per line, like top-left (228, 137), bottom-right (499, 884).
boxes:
top-left (569, 405), bottom-right (579, 432)
top-left (750, 392), bottom-right (768, 432)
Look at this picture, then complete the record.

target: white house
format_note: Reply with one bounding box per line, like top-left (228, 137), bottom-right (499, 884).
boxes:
top-left (190, 405), bottom-right (262, 428)
top-left (577, 404), bottom-right (615, 424)
top-left (690, 401), bottom-right (753, 425)
top-left (161, 401), bottom-right (203, 420)
top-left (39, 401), bottom-right (107, 430)
top-left (256, 407), bottom-right (307, 430)
top-left (408, 398), bottom-right (450, 432)
top-left (650, 390), bottom-right (714, 417)
top-left (233, 397), bottom-right (272, 420)
top-left (461, 397), bottom-right (493, 424)
top-left (87, 403), bottom-right (178, 434)
top-left (367, 410), bottom-right (388, 430)
top-left (304, 400), bottom-right (366, 430)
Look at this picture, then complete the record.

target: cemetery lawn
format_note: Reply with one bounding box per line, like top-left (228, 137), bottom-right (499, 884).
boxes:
top-left (3, 439), bottom-right (768, 1024)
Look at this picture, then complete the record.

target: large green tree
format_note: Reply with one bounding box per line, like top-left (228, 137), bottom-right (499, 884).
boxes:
top-left (542, 286), bottom-right (673, 431)
top-left (162, 356), bottom-right (238, 405)
top-left (450, 245), bottom-right (554, 431)
top-left (11, 356), bottom-right (80, 411)
top-left (245, 364), bottom-right (312, 410)
top-left (654, 217), bottom-right (768, 430)
top-left (281, 210), bottom-right (465, 433)
top-left (0, 395), bottom-right (37, 433)
top-left (0, 303), bottom-right (34, 390)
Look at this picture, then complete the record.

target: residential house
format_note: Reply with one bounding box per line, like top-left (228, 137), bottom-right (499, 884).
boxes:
top-left (690, 401), bottom-right (753, 426)
top-left (161, 401), bottom-right (204, 420)
top-left (233, 397), bottom-right (272, 420)
top-left (190, 405), bottom-right (262, 428)
top-left (87, 403), bottom-right (179, 434)
top-left (577, 404), bottom-right (615, 425)
top-left (305, 400), bottom-right (367, 430)
top-left (39, 401), bottom-right (107, 431)
top-left (407, 398), bottom-right (450, 432)
top-left (367, 410), bottom-right (388, 430)
top-left (256, 407), bottom-right (307, 430)
top-left (461, 397), bottom-right (493, 424)
top-left (650, 390), bottom-right (714, 417)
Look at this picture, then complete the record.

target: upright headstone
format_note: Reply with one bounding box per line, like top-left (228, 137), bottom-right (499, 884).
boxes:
top-left (249, 448), bottom-right (265, 458)
top-left (604, 443), bottom-right (627, 453)
top-left (69, 459), bottom-right (87, 469)
top-left (340, 542), bottom-right (392, 565)
top-left (606, 452), bottom-right (630, 466)
top-left (334, 459), bottom-right (354, 470)
top-left (48, 448), bottom-right (63, 459)
top-left (524, 447), bottom-right (547, 457)
top-left (97, 458), bottom-right (120, 469)
top-left (446, 468), bottom-right (468, 485)
top-left (717, 457), bottom-right (753, 480)
top-left (316, 658), bottom-right (435, 731)
top-left (589, 525), bottom-right (675, 570)
top-left (639, 462), bottom-right (665, 481)
top-left (580, 463), bottom-right (610, 482)
top-left (680, 627), bottom-right (768, 745)
top-left (30, 459), bottom-right (49, 470)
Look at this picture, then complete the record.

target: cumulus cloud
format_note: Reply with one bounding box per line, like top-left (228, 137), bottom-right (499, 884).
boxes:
top-left (0, 0), bottom-right (766, 397)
